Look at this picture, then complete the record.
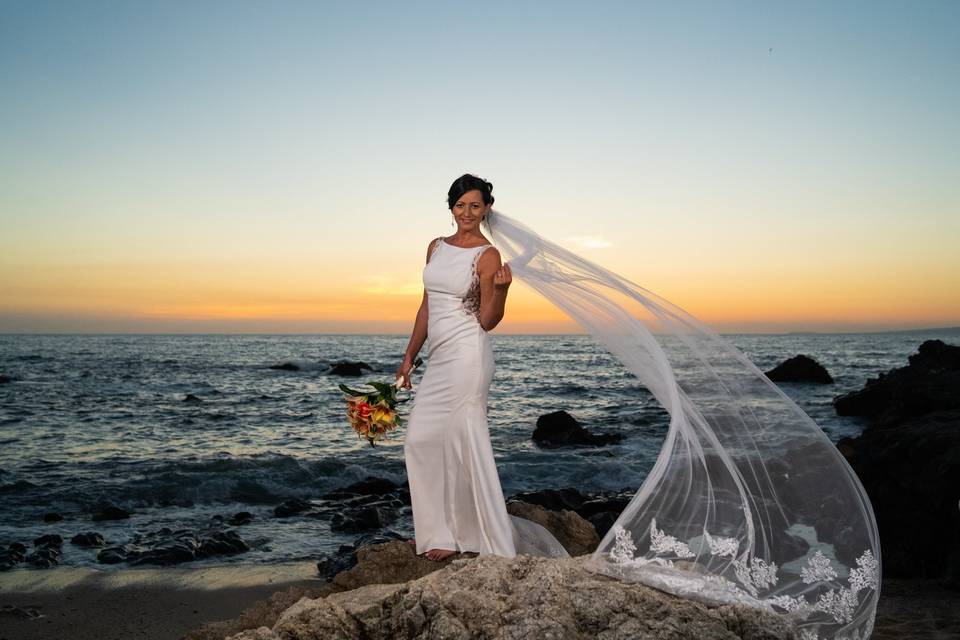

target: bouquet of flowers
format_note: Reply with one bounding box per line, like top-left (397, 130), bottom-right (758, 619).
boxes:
top-left (338, 356), bottom-right (423, 446)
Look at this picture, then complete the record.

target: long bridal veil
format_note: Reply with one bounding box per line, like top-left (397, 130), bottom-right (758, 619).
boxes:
top-left (485, 208), bottom-right (880, 640)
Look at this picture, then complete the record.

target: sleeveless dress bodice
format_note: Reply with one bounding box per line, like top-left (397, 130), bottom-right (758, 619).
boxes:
top-left (422, 237), bottom-right (492, 357)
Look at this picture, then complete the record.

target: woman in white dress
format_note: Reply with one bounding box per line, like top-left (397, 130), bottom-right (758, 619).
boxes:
top-left (396, 174), bottom-right (537, 562)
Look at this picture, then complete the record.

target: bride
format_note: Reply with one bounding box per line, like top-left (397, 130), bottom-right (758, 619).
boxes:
top-left (396, 173), bottom-right (567, 562)
top-left (393, 173), bottom-right (880, 639)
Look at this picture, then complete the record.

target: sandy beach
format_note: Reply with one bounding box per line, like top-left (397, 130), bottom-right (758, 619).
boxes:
top-left (0, 561), bottom-right (322, 640)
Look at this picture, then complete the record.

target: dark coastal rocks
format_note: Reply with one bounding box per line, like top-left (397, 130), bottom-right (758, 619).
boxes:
top-left (0, 375), bottom-right (12, 384)
top-left (532, 410), bottom-right (624, 448)
top-left (42, 512), bottom-right (63, 522)
top-left (0, 542), bottom-right (28, 571)
top-left (227, 549), bottom-right (796, 640)
top-left (183, 393), bottom-right (203, 402)
top-left (26, 535), bottom-right (62, 568)
top-left (269, 362), bottom-right (300, 371)
top-left (228, 511), bottom-right (254, 526)
top-left (330, 505), bottom-right (399, 534)
top-left (92, 504), bottom-right (131, 521)
top-left (327, 360), bottom-right (373, 377)
top-left (764, 354), bottom-right (833, 384)
top-left (833, 339), bottom-right (960, 419)
top-left (71, 532), bottom-right (106, 547)
top-left (321, 476), bottom-right (398, 500)
top-left (96, 526), bottom-right (251, 566)
top-left (834, 339), bottom-right (960, 586)
top-left (274, 498), bottom-right (312, 518)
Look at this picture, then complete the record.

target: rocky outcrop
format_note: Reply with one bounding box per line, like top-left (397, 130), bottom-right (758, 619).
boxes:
top-left (505, 501), bottom-right (599, 556)
top-left (765, 354), bottom-right (833, 384)
top-left (835, 339), bottom-right (960, 587)
top-left (532, 410), bottom-right (624, 448)
top-left (328, 361), bottom-right (373, 376)
top-left (508, 487), bottom-right (634, 538)
top-left (223, 548), bottom-right (798, 640)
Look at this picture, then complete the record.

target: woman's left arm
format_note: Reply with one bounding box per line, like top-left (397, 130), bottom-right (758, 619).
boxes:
top-left (477, 247), bottom-right (512, 332)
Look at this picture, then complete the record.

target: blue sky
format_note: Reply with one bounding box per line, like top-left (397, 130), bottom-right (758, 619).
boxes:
top-left (1, 1), bottom-right (957, 333)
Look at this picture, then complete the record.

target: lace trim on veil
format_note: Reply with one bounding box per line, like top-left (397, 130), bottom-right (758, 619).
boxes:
top-left (482, 208), bottom-right (881, 640)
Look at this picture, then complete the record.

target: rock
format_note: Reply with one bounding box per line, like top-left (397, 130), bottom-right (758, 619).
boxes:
top-left (33, 533), bottom-right (63, 547)
top-left (833, 340), bottom-right (960, 586)
top-left (226, 550), bottom-right (797, 640)
top-left (71, 532), bottom-right (106, 547)
top-left (508, 487), bottom-right (634, 538)
top-left (183, 393), bottom-right (203, 402)
top-left (327, 361), bottom-right (373, 377)
top-left (92, 505), bottom-right (131, 521)
top-left (322, 476), bottom-right (398, 500)
top-left (532, 410), bottom-right (624, 448)
top-left (198, 530), bottom-right (250, 557)
top-left (42, 512), bottom-right (63, 522)
top-left (269, 362), bottom-right (300, 371)
top-left (832, 339), bottom-right (960, 419)
top-left (765, 354), bottom-right (833, 383)
top-left (330, 505), bottom-right (398, 534)
top-left (229, 511), bottom-right (254, 526)
top-left (330, 540), bottom-right (461, 592)
top-left (0, 375), bottom-right (12, 384)
top-left (274, 498), bottom-right (312, 518)
top-left (505, 501), bottom-right (599, 556)
top-left (0, 543), bottom-right (27, 571)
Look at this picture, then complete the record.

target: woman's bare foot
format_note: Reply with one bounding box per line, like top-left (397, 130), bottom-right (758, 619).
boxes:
top-left (425, 548), bottom-right (456, 561)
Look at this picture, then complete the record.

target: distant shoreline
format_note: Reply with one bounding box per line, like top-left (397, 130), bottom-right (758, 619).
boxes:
top-left (2, 326), bottom-right (958, 337)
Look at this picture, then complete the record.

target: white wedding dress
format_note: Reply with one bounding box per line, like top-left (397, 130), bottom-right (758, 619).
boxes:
top-left (403, 236), bottom-right (569, 558)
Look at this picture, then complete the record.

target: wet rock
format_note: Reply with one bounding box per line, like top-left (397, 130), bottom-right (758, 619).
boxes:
top-left (42, 512), bottom-right (63, 522)
top-left (269, 362), bottom-right (300, 371)
top-left (327, 361), bottom-right (373, 377)
top-left (0, 543), bottom-right (27, 571)
top-left (26, 536), bottom-right (62, 568)
top-left (71, 532), bottom-right (106, 547)
top-left (183, 393), bottom-right (203, 402)
top-left (274, 498), bottom-right (312, 518)
top-left (330, 505), bottom-right (398, 534)
top-left (532, 410), bottom-right (624, 448)
top-left (33, 533), bottom-right (63, 547)
top-left (199, 530), bottom-right (250, 557)
top-left (229, 511), bottom-right (254, 526)
top-left (322, 476), bottom-right (398, 500)
top-left (97, 544), bottom-right (138, 564)
top-left (765, 354), bottom-right (833, 383)
top-left (0, 375), bottom-right (12, 384)
top-left (0, 604), bottom-right (43, 619)
top-left (509, 487), bottom-right (635, 538)
top-left (92, 505), bottom-right (131, 521)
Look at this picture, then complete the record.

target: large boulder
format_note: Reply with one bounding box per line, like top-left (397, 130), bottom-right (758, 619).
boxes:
top-left (505, 501), bottom-right (599, 556)
top-left (764, 354), bottom-right (833, 384)
top-left (224, 551), bottom-right (798, 640)
top-left (532, 410), bottom-right (624, 448)
top-left (834, 339), bottom-right (960, 586)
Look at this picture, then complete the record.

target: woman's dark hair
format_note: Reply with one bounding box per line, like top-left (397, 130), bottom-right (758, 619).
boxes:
top-left (447, 173), bottom-right (494, 210)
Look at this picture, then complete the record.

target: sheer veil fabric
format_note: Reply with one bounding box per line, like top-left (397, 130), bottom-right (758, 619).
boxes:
top-left (484, 208), bottom-right (880, 640)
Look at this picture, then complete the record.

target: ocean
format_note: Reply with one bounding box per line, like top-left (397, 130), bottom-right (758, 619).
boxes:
top-left (1, 330), bottom-right (956, 569)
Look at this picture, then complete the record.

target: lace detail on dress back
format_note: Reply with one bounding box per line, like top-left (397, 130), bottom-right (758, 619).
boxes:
top-left (461, 245), bottom-right (492, 322)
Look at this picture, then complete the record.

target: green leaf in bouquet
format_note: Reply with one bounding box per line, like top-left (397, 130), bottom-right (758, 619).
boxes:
top-left (338, 383), bottom-right (373, 398)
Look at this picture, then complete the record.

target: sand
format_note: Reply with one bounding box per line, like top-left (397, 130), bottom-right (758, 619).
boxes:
top-left (0, 561), bottom-right (322, 640)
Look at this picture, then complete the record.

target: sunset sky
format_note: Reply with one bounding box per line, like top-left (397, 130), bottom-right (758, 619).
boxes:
top-left (1, 1), bottom-right (957, 334)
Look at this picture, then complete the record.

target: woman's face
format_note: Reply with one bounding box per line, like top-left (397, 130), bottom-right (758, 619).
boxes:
top-left (451, 189), bottom-right (489, 230)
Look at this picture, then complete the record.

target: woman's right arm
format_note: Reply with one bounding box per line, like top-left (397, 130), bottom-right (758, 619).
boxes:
top-left (396, 240), bottom-right (434, 388)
